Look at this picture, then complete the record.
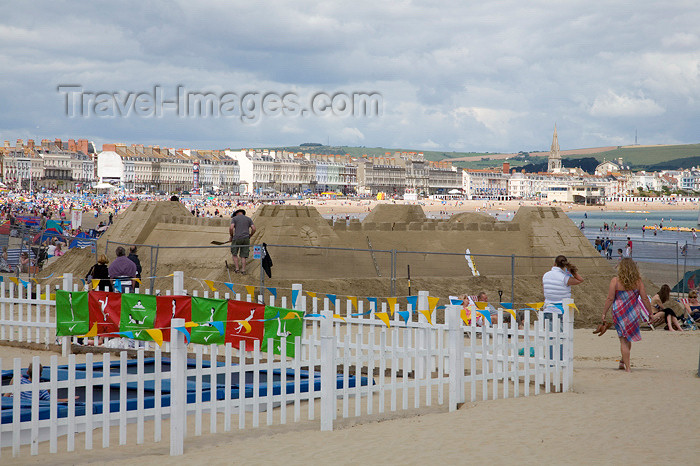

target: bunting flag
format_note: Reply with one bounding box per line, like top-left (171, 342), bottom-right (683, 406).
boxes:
top-left (386, 297), bottom-right (397, 316)
top-left (292, 289), bottom-right (300, 307)
top-left (133, 278), bottom-right (142, 286)
top-left (145, 328), bottom-right (164, 346)
top-left (191, 296), bottom-right (228, 345)
top-left (154, 295), bottom-right (191, 341)
top-left (450, 297), bottom-right (463, 306)
top-left (525, 302), bottom-right (544, 310)
top-left (117, 331), bottom-right (135, 339)
top-left (474, 301), bottom-right (488, 310)
top-left (113, 279), bottom-right (122, 293)
top-left (333, 314), bottom-right (346, 322)
top-left (173, 326), bottom-right (191, 344)
top-left (460, 308), bottom-right (471, 326)
top-left (266, 287), bottom-right (277, 298)
top-left (427, 296), bottom-right (440, 311)
top-left (474, 308), bottom-right (492, 325)
top-left (348, 296), bottom-right (358, 311)
top-left (79, 279), bottom-right (85, 287)
top-left (350, 311), bottom-right (372, 316)
top-left (244, 285), bottom-right (255, 297)
top-left (224, 282), bottom-right (235, 293)
top-left (499, 302), bottom-right (513, 309)
top-left (568, 303), bottom-right (579, 314)
top-left (502, 308), bottom-right (517, 320)
top-left (91, 279), bottom-right (100, 290)
top-left (261, 306), bottom-right (304, 357)
top-left (203, 279), bottom-right (217, 292)
top-left (550, 303), bottom-right (565, 314)
top-left (366, 297), bottom-right (378, 310)
top-left (305, 291), bottom-right (316, 298)
top-left (419, 310), bottom-right (433, 325)
top-left (397, 310), bottom-right (410, 324)
top-left (406, 295), bottom-right (418, 310)
top-left (120, 294), bottom-right (157, 340)
top-left (88, 291), bottom-right (122, 335)
top-left (184, 321), bottom-right (199, 328)
top-left (375, 312), bottom-right (390, 327)
top-left (9, 277), bottom-right (19, 286)
top-left (326, 294), bottom-right (336, 306)
top-left (80, 322), bottom-right (98, 338)
top-left (283, 311), bottom-right (301, 320)
top-left (56, 290), bottom-right (90, 336)
top-left (226, 301), bottom-right (265, 349)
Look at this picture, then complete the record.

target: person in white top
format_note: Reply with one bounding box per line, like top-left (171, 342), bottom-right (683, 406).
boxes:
top-left (542, 255), bottom-right (584, 313)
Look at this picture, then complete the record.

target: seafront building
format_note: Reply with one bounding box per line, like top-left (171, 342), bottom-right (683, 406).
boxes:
top-left (1, 137), bottom-right (699, 200)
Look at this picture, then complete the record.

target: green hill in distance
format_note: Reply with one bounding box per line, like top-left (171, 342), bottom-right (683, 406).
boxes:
top-left (259, 142), bottom-right (700, 171)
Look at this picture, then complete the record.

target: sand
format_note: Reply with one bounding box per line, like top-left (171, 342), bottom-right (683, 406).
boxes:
top-left (2, 329), bottom-right (698, 464)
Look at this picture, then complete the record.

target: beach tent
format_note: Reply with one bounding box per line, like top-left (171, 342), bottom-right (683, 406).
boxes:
top-left (69, 231), bottom-right (93, 249)
top-left (0, 221), bottom-right (11, 235)
top-left (671, 269), bottom-right (700, 294)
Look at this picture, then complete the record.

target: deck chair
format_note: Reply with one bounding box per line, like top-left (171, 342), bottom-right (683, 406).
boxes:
top-left (637, 295), bottom-right (655, 330)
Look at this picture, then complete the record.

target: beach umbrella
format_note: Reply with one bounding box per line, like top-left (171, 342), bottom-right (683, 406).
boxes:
top-left (671, 269), bottom-right (700, 294)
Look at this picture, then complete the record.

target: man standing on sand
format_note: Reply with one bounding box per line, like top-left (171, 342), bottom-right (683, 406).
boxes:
top-left (229, 209), bottom-right (255, 274)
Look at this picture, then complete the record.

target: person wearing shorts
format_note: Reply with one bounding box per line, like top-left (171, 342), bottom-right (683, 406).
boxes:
top-left (229, 209), bottom-right (255, 274)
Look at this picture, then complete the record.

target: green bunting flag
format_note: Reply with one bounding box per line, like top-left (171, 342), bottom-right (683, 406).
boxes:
top-left (190, 296), bottom-right (228, 345)
top-left (261, 306), bottom-right (304, 357)
top-left (56, 290), bottom-right (89, 336)
top-left (120, 294), bottom-right (157, 340)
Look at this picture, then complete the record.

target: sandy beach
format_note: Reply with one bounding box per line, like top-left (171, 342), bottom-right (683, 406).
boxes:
top-left (3, 328), bottom-right (698, 465)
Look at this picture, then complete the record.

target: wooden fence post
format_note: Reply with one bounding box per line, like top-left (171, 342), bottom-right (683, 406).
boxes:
top-left (170, 316), bottom-right (186, 456)
top-left (292, 283), bottom-right (303, 313)
top-left (563, 298), bottom-right (574, 392)
top-left (447, 304), bottom-right (464, 412)
top-left (61, 273), bottom-right (73, 357)
top-left (320, 306), bottom-right (336, 431)
top-left (416, 290), bottom-right (429, 379)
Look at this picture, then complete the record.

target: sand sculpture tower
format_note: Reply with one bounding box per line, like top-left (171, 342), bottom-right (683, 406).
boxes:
top-left (547, 124), bottom-right (562, 173)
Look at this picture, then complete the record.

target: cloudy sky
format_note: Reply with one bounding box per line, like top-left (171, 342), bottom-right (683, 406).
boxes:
top-left (1, 1), bottom-right (698, 153)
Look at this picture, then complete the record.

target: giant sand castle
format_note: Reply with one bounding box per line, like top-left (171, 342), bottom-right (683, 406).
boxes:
top-left (44, 201), bottom-right (647, 327)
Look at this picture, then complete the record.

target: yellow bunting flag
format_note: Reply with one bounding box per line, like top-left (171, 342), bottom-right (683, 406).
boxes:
top-left (375, 312), bottom-right (391, 328)
top-left (502, 308), bottom-right (517, 320)
top-left (348, 296), bottom-right (358, 311)
top-left (9, 277), bottom-right (19, 285)
top-left (333, 314), bottom-right (346, 322)
top-left (526, 302), bottom-right (544, 310)
top-left (474, 301), bottom-right (488, 310)
top-left (133, 278), bottom-right (142, 286)
top-left (92, 279), bottom-right (100, 290)
top-left (419, 310), bottom-right (433, 325)
top-left (568, 303), bottom-right (579, 314)
top-left (460, 308), bottom-right (471, 326)
top-left (145, 329), bottom-right (164, 346)
top-left (386, 297), bottom-right (397, 316)
top-left (167, 273), bottom-right (174, 277)
top-left (31, 278), bottom-right (39, 284)
top-left (283, 311), bottom-right (302, 320)
top-left (305, 291), bottom-right (317, 298)
top-left (245, 285), bottom-right (255, 297)
top-left (80, 323), bottom-right (98, 338)
top-left (427, 296), bottom-right (440, 312)
top-left (203, 279), bottom-right (217, 292)
top-left (184, 321), bottom-right (199, 328)
top-left (234, 320), bottom-right (252, 333)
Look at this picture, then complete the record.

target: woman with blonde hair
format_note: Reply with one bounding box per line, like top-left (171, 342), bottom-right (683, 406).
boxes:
top-left (86, 254), bottom-right (112, 292)
top-left (601, 258), bottom-right (652, 372)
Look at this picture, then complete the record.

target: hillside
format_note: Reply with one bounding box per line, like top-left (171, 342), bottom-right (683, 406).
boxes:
top-left (258, 142), bottom-right (700, 171)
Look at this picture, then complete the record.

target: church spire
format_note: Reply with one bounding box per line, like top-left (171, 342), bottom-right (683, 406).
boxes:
top-left (548, 124), bottom-right (562, 172)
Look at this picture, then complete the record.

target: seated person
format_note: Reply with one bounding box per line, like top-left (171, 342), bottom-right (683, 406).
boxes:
top-left (683, 290), bottom-right (700, 322)
top-left (19, 251), bottom-right (30, 273)
top-left (650, 284), bottom-right (684, 331)
top-left (2, 363), bottom-right (74, 402)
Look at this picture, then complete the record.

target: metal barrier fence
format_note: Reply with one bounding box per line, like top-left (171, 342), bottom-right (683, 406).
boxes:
top-left (99, 237), bottom-right (691, 302)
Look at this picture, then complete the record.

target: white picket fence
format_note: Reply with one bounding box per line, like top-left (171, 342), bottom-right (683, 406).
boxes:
top-left (0, 272), bottom-right (574, 458)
